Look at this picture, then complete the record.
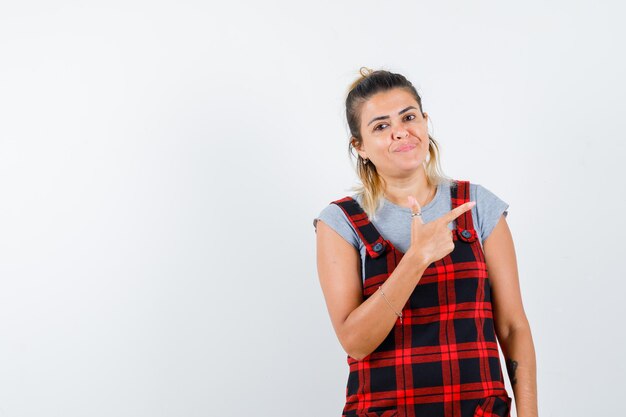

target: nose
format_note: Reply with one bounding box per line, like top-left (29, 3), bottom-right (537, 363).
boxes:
top-left (393, 128), bottom-right (409, 140)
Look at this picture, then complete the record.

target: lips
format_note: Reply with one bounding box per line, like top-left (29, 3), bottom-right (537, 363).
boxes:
top-left (395, 143), bottom-right (416, 152)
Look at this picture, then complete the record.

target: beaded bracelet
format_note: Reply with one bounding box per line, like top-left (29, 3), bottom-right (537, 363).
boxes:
top-left (378, 285), bottom-right (403, 324)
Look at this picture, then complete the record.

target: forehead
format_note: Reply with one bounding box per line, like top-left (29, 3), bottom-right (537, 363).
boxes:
top-left (360, 88), bottom-right (418, 121)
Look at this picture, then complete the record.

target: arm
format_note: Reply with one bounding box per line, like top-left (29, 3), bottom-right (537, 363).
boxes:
top-left (315, 219), bottom-right (429, 360)
top-left (483, 214), bottom-right (539, 417)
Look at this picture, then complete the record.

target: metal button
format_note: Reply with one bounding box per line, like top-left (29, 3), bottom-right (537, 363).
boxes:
top-left (461, 229), bottom-right (472, 239)
top-left (373, 242), bottom-right (384, 252)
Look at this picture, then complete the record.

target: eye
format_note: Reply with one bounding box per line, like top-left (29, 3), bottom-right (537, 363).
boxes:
top-left (404, 114), bottom-right (416, 121)
top-left (373, 123), bottom-right (388, 132)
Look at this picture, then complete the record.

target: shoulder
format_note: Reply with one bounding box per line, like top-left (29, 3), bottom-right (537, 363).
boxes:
top-left (313, 197), bottom-right (360, 250)
top-left (468, 182), bottom-right (510, 243)
top-left (470, 182), bottom-right (508, 209)
top-left (314, 202), bottom-right (346, 228)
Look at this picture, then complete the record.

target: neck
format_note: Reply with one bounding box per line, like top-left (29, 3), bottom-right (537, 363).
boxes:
top-left (381, 169), bottom-right (436, 209)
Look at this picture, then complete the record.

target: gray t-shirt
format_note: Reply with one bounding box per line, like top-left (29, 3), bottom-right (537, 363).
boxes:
top-left (313, 180), bottom-right (509, 280)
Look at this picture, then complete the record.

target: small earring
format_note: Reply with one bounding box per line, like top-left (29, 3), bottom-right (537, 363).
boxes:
top-left (363, 158), bottom-right (369, 164)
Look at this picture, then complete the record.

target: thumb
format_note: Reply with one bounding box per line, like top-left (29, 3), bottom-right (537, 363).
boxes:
top-left (408, 196), bottom-right (424, 224)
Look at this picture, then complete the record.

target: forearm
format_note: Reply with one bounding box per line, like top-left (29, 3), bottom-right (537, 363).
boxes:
top-left (342, 252), bottom-right (429, 360)
top-left (498, 325), bottom-right (539, 417)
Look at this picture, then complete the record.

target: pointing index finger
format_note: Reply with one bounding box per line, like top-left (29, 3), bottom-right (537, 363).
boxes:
top-left (440, 201), bottom-right (476, 225)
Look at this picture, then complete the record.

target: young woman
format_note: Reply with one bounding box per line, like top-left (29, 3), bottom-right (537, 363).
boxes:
top-left (314, 68), bottom-right (538, 417)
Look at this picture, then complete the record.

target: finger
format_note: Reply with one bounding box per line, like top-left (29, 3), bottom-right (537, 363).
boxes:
top-left (408, 196), bottom-right (425, 224)
top-left (440, 201), bottom-right (476, 225)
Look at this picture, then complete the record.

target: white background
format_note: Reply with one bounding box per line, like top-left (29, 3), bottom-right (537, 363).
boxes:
top-left (1, 1), bottom-right (624, 416)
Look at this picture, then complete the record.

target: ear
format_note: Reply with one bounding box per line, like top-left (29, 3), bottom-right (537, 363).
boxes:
top-left (423, 111), bottom-right (428, 121)
top-left (351, 137), bottom-right (367, 159)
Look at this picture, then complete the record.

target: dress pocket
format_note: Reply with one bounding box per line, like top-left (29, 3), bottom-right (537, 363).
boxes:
top-left (361, 411), bottom-right (397, 417)
top-left (473, 395), bottom-right (513, 417)
top-left (344, 410), bottom-right (398, 417)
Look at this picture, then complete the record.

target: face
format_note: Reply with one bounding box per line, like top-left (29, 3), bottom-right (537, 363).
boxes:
top-left (354, 88), bottom-right (430, 178)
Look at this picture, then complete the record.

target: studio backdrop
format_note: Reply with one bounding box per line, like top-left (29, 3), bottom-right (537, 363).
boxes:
top-left (0, 1), bottom-right (624, 416)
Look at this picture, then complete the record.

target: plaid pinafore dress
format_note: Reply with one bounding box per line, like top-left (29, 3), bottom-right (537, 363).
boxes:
top-left (330, 180), bottom-right (513, 417)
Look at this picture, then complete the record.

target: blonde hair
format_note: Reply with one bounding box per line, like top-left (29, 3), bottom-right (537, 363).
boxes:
top-left (346, 67), bottom-right (452, 219)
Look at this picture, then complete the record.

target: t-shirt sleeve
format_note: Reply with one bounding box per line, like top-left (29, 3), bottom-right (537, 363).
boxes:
top-left (473, 183), bottom-right (509, 243)
top-left (313, 204), bottom-right (360, 250)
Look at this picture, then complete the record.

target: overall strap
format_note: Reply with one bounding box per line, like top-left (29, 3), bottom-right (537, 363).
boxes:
top-left (451, 180), bottom-right (474, 231)
top-left (330, 197), bottom-right (388, 259)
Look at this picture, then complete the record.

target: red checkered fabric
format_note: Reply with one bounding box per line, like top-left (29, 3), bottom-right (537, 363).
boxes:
top-left (330, 180), bottom-right (512, 417)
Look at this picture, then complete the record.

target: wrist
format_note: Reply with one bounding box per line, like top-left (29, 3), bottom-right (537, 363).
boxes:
top-left (405, 250), bottom-right (431, 272)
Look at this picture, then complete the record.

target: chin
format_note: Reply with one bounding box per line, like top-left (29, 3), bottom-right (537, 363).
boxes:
top-left (396, 161), bottom-right (424, 173)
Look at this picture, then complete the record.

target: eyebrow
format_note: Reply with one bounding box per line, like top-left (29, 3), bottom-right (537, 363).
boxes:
top-left (367, 106), bottom-right (418, 126)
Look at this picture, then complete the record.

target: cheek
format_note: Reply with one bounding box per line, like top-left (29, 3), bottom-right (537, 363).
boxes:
top-left (415, 126), bottom-right (429, 144)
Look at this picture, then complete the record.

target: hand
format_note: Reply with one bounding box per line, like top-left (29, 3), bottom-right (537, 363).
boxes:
top-left (407, 195), bottom-right (476, 266)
